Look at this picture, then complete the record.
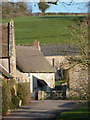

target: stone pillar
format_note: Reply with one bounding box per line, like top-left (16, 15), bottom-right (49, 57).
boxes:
top-left (9, 20), bottom-right (16, 79)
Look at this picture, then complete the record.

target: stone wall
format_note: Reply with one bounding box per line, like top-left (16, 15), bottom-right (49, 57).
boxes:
top-left (67, 64), bottom-right (88, 99)
top-left (46, 56), bottom-right (67, 69)
top-left (16, 68), bottom-right (30, 83)
top-left (45, 56), bottom-right (67, 80)
top-left (37, 91), bottom-right (63, 100)
top-left (46, 56), bottom-right (88, 99)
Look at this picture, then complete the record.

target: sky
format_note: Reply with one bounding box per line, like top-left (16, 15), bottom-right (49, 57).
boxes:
top-left (1, 0), bottom-right (89, 13)
top-left (28, 1), bottom-right (89, 13)
top-left (1, 0), bottom-right (90, 3)
top-left (32, 2), bottom-right (88, 13)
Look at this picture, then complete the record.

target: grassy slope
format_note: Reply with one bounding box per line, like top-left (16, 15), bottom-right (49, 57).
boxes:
top-left (3, 15), bottom-right (86, 45)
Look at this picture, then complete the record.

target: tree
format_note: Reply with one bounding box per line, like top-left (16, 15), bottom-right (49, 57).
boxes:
top-left (47, 0), bottom-right (59, 5)
top-left (46, 0), bottom-right (73, 5)
top-left (2, 2), bottom-right (31, 18)
top-left (38, 1), bottom-right (50, 13)
top-left (58, 17), bottom-right (89, 100)
top-left (67, 17), bottom-right (89, 66)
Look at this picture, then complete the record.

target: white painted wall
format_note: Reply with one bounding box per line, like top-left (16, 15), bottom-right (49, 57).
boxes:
top-left (0, 59), bottom-right (9, 72)
top-left (30, 73), bottom-right (55, 93)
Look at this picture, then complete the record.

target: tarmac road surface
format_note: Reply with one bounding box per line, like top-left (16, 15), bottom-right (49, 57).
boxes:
top-left (2, 100), bottom-right (85, 120)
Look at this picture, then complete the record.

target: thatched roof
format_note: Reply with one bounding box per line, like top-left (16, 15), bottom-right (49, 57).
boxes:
top-left (16, 46), bottom-right (55, 73)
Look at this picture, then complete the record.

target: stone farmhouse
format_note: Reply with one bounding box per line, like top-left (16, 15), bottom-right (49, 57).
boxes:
top-left (0, 21), bottom-right (55, 99)
top-left (0, 21), bottom-right (88, 99)
top-left (32, 41), bottom-right (88, 99)
top-left (0, 20), bottom-right (17, 95)
top-left (40, 43), bottom-right (80, 80)
top-left (16, 45), bottom-right (55, 94)
top-left (0, 21), bottom-right (16, 79)
top-left (40, 43), bottom-right (88, 98)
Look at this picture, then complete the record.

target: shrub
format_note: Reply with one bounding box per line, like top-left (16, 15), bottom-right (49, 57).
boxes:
top-left (11, 95), bottom-right (20, 109)
top-left (17, 83), bottom-right (31, 105)
top-left (2, 79), bottom-right (19, 115)
top-left (2, 79), bottom-right (12, 115)
top-left (2, 79), bottom-right (31, 115)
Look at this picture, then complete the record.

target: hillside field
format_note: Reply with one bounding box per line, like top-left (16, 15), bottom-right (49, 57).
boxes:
top-left (2, 15), bottom-right (86, 45)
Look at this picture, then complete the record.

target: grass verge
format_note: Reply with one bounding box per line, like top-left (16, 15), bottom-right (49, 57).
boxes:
top-left (56, 103), bottom-right (89, 120)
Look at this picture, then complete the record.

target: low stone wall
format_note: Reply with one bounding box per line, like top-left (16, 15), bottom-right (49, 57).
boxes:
top-left (68, 64), bottom-right (88, 99)
top-left (35, 91), bottom-right (63, 100)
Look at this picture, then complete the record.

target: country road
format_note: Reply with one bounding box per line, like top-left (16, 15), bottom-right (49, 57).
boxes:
top-left (2, 100), bottom-right (84, 120)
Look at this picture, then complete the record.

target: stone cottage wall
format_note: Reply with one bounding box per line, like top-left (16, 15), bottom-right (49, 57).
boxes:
top-left (46, 56), bottom-right (88, 99)
top-left (16, 69), bottom-right (30, 83)
top-left (45, 56), bottom-right (67, 68)
top-left (67, 64), bottom-right (88, 99)
top-left (45, 56), bottom-right (67, 80)
top-left (0, 21), bottom-right (16, 79)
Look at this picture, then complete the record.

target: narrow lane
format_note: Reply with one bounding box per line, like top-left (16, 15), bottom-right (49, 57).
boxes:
top-left (2, 100), bottom-right (84, 120)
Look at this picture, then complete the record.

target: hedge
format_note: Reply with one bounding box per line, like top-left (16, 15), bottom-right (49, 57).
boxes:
top-left (2, 79), bottom-right (31, 115)
top-left (17, 82), bottom-right (31, 105)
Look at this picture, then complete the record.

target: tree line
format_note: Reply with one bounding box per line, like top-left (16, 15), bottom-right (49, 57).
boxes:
top-left (1, 1), bottom-right (52, 18)
top-left (2, 2), bottom-right (32, 18)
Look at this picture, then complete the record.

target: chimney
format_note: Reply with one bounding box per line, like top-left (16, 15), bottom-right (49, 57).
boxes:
top-left (33, 41), bottom-right (41, 51)
top-left (9, 20), bottom-right (16, 79)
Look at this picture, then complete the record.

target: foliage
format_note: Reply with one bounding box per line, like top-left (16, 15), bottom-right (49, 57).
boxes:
top-left (54, 17), bottom-right (89, 100)
top-left (11, 95), bottom-right (20, 109)
top-left (2, 79), bottom-right (31, 115)
top-left (67, 17), bottom-right (89, 66)
top-left (55, 81), bottom-right (65, 86)
top-left (17, 83), bottom-right (30, 105)
top-left (38, 1), bottom-right (50, 13)
top-left (2, 79), bottom-right (17, 115)
top-left (2, 79), bottom-right (19, 115)
top-left (67, 18), bottom-right (89, 100)
top-left (2, 2), bottom-right (31, 18)
top-left (2, 79), bottom-right (11, 115)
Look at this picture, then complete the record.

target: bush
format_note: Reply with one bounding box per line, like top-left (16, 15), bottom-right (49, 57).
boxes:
top-left (2, 79), bottom-right (12, 115)
top-left (2, 79), bottom-right (18, 115)
top-left (2, 79), bottom-right (31, 115)
top-left (17, 83), bottom-right (31, 105)
top-left (11, 95), bottom-right (20, 109)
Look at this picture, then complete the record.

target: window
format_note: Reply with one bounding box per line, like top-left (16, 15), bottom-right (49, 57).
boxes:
top-left (52, 58), bottom-right (55, 67)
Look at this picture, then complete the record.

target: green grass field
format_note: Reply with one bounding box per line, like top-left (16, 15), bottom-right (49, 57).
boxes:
top-left (3, 15), bottom-right (86, 45)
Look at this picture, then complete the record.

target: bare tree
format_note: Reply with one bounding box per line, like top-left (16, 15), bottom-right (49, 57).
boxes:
top-left (46, 0), bottom-right (73, 5)
top-left (58, 17), bottom-right (89, 100)
top-left (67, 17), bottom-right (89, 66)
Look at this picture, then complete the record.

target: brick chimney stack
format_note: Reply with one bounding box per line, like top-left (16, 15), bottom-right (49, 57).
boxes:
top-left (33, 41), bottom-right (41, 51)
